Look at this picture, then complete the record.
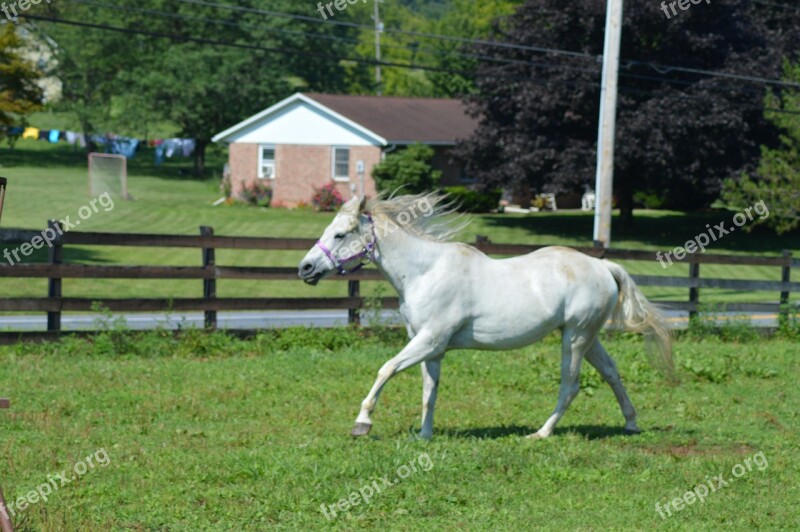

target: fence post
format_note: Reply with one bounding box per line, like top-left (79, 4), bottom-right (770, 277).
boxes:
top-left (348, 280), bottom-right (360, 326)
top-left (47, 220), bottom-right (62, 335)
top-left (688, 255), bottom-right (700, 320)
top-left (780, 250), bottom-right (792, 319)
top-left (200, 226), bottom-right (217, 330)
top-left (0, 398), bottom-right (10, 532)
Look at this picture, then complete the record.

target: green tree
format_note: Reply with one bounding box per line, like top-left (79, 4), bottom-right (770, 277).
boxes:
top-left (0, 24), bottom-right (44, 141)
top-left (39, 0), bottom-right (365, 175)
top-left (348, 0), bottom-right (523, 97)
top-left (372, 144), bottom-right (441, 193)
top-left (36, 2), bottom-right (151, 150)
top-left (426, 0), bottom-right (523, 97)
top-left (722, 62), bottom-right (800, 235)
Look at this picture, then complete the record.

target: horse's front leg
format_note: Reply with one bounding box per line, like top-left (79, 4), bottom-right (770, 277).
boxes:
top-left (420, 356), bottom-right (443, 439)
top-left (352, 331), bottom-right (444, 437)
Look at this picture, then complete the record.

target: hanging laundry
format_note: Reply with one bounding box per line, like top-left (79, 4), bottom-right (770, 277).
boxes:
top-left (181, 139), bottom-right (195, 157)
top-left (108, 137), bottom-right (139, 159)
top-left (8, 127), bottom-right (23, 136)
top-left (48, 129), bottom-right (60, 143)
top-left (164, 138), bottom-right (179, 158)
top-left (38, 130), bottom-right (49, 140)
top-left (154, 142), bottom-right (166, 166)
top-left (22, 127), bottom-right (39, 140)
top-left (65, 131), bottom-right (77, 145)
top-left (77, 133), bottom-right (87, 148)
top-left (89, 134), bottom-right (107, 148)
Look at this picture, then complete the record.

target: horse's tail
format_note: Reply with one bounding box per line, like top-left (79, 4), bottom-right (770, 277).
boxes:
top-left (604, 260), bottom-right (676, 382)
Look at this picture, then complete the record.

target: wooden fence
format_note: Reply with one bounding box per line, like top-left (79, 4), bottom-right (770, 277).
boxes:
top-left (0, 222), bottom-right (796, 342)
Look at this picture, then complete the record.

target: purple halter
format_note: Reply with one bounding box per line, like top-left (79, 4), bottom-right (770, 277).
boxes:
top-left (315, 214), bottom-right (377, 276)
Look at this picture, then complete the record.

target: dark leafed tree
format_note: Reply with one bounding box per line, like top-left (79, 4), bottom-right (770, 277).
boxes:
top-left (456, 0), bottom-right (800, 226)
top-left (36, 0), bottom-right (366, 176)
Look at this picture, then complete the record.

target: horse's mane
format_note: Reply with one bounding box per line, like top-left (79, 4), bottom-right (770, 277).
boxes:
top-left (366, 191), bottom-right (470, 242)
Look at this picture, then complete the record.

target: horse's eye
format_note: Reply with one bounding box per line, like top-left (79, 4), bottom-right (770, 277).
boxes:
top-left (334, 234), bottom-right (345, 240)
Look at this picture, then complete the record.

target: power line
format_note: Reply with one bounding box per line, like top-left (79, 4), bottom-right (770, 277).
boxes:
top-left (60, 0), bottom-right (800, 93)
top-left (625, 60), bottom-right (800, 89)
top-left (66, 0), bottom-right (593, 74)
top-left (23, 13), bottom-right (800, 117)
top-left (171, 0), bottom-right (800, 90)
top-left (69, 0), bottom-right (363, 45)
top-left (62, 0), bottom-right (602, 82)
top-left (24, 13), bottom-right (586, 82)
top-left (19, 13), bottom-right (612, 98)
top-left (172, 0), bottom-right (597, 60)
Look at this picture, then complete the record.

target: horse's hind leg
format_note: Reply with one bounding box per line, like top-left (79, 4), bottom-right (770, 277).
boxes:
top-left (585, 339), bottom-right (640, 434)
top-left (419, 356), bottom-right (443, 440)
top-left (528, 328), bottom-right (591, 439)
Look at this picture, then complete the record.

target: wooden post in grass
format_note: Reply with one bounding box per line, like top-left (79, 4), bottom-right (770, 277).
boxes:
top-left (0, 398), bottom-right (13, 532)
top-left (348, 280), bottom-right (360, 326)
top-left (780, 250), bottom-right (792, 320)
top-left (47, 220), bottom-right (63, 335)
top-left (200, 226), bottom-right (217, 330)
top-left (688, 254), bottom-right (700, 320)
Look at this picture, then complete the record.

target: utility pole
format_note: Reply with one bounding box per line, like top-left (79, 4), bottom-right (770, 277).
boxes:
top-left (592, 0), bottom-right (623, 248)
top-left (374, 0), bottom-right (382, 95)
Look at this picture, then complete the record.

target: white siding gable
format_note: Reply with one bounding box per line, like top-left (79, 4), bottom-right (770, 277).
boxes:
top-left (223, 100), bottom-right (383, 146)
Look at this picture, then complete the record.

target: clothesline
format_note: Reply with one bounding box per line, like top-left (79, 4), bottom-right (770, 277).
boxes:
top-left (2, 126), bottom-right (195, 164)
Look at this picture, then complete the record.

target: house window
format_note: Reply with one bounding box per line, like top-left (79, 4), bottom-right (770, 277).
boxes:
top-left (459, 165), bottom-right (476, 184)
top-left (332, 147), bottom-right (350, 181)
top-left (258, 145), bottom-right (275, 179)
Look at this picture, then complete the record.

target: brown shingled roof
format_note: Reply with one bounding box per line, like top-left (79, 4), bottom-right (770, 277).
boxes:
top-left (304, 93), bottom-right (477, 145)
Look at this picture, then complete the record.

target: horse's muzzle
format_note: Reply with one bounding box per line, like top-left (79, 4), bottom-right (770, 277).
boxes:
top-left (303, 274), bottom-right (322, 286)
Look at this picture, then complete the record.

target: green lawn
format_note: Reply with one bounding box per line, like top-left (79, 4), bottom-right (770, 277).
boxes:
top-left (0, 139), bottom-right (797, 305)
top-left (0, 329), bottom-right (798, 529)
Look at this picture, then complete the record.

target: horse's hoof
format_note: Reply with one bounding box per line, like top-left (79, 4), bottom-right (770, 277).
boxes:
top-left (351, 422), bottom-right (372, 437)
top-left (623, 427), bottom-right (642, 435)
top-left (525, 431), bottom-right (547, 440)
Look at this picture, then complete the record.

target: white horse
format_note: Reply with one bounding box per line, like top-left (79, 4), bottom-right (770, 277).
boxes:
top-left (298, 193), bottom-right (673, 440)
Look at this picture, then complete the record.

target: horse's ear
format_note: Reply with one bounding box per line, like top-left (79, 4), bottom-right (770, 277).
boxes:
top-left (341, 196), bottom-right (360, 214)
top-left (359, 195), bottom-right (367, 213)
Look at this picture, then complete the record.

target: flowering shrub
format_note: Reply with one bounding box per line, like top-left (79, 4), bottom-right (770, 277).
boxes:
top-left (240, 180), bottom-right (272, 208)
top-left (312, 182), bottom-right (345, 212)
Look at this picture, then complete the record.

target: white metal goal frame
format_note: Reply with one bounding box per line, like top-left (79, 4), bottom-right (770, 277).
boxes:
top-left (88, 152), bottom-right (128, 199)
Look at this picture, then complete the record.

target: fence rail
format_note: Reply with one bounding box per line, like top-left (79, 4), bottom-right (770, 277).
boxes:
top-left (0, 222), bottom-right (795, 341)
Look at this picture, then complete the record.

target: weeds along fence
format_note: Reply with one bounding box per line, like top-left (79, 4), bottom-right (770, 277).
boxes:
top-left (0, 223), bottom-right (797, 343)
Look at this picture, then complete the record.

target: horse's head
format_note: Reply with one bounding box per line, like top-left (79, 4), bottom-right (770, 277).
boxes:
top-left (298, 195), bottom-right (371, 285)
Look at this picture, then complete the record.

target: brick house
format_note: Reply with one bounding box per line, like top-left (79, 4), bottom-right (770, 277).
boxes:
top-left (212, 92), bottom-right (478, 207)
